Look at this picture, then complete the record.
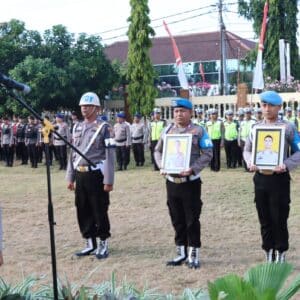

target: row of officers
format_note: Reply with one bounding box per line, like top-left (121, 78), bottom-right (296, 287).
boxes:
top-left (0, 114), bottom-right (70, 169)
top-left (1, 104), bottom-right (299, 172)
top-left (113, 104), bottom-right (300, 173)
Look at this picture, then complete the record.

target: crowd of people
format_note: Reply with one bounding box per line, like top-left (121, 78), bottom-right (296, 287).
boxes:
top-left (0, 90), bottom-right (300, 269)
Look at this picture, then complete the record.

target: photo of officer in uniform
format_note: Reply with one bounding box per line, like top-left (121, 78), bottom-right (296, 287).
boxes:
top-left (165, 139), bottom-right (186, 169)
top-left (255, 134), bottom-right (279, 165)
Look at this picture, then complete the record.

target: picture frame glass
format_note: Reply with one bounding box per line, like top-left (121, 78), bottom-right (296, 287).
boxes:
top-left (162, 134), bottom-right (192, 174)
top-left (252, 126), bottom-right (285, 170)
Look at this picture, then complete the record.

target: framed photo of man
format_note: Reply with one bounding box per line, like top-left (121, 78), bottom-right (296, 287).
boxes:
top-left (162, 134), bottom-right (192, 174)
top-left (251, 125), bottom-right (285, 170)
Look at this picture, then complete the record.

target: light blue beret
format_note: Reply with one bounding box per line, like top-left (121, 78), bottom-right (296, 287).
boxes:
top-left (259, 91), bottom-right (282, 106)
top-left (172, 98), bottom-right (193, 110)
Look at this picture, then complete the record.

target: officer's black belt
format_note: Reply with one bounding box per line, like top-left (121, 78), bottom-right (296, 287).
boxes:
top-left (76, 162), bottom-right (103, 172)
top-left (115, 138), bottom-right (127, 143)
top-left (132, 135), bottom-right (143, 140)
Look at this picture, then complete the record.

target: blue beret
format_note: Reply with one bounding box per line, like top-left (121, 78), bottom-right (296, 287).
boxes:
top-left (56, 113), bottom-right (64, 119)
top-left (134, 113), bottom-right (142, 118)
top-left (259, 91), bottom-right (282, 106)
top-left (117, 112), bottom-right (126, 118)
top-left (98, 115), bottom-right (108, 121)
top-left (172, 98), bottom-right (193, 110)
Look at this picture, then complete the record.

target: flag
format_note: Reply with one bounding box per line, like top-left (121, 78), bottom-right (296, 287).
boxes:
top-left (199, 62), bottom-right (205, 82)
top-left (252, 1), bottom-right (268, 90)
top-left (163, 20), bottom-right (189, 90)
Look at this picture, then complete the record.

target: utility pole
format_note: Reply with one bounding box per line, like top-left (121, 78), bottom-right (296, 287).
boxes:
top-left (218, 0), bottom-right (227, 95)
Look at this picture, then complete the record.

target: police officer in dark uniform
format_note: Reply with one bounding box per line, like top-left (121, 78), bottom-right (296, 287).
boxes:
top-left (1, 117), bottom-right (14, 167)
top-left (66, 92), bottom-right (115, 259)
top-left (25, 116), bottom-right (39, 168)
top-left (16, 116), bottom-right (28, 164)
top-left (154, 98), bottom-right (213, 269)
top-left (244, 91), bottom-right (300, 263)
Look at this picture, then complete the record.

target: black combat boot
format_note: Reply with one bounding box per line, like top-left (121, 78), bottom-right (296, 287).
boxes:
top-left (186, 247), bottom-right (200, 269)
top-left (275, 250), bottom-right (286, 263)
top-left (95, 239), bottom-right (109, 259)
top-left (75, 238), bottom-right (97, 257)
top-left (265, 249), bottom-right (275, 263)
top-left (166, 245), bottom-right (187, 266)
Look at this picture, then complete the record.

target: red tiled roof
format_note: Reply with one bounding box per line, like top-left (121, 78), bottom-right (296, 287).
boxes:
top-left (104, 31), bottom-right (256, 65)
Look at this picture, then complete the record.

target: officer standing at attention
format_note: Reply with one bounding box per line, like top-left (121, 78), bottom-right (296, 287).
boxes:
top-left (25, 116), bottom-right (39, 168)
top-left (66, 92), bottom-right (115, 259)
top-left (54, 113), bottom-right (70, 170)
top-left (205, 108), bottom-right (224, 171)
top-left (149, 108), bottom-right (166, 170)
top-left (154, 98), bottom-right (213, 269)
top-left (244, 91), bottom-right (300, 263)
top-left (223, 110), bottom-right (239, 168)
top-left (16, 116), bottom-right (28, 165)
top-left (114, 112), bottom-right (131, 170)
top-left (1, 117), bottom-right (14, 167)
top-left (131, 113), bottom-right (146, 166)
top-left (239, 107), bottom-right (256, 170)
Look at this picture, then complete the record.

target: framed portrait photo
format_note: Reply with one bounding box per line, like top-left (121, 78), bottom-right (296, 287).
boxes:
top-left (161, 134), bottom-right (192, 174)
top-left (251, 125), bottom-right (285, 170)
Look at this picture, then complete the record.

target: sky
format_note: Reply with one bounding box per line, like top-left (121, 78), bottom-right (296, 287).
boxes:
top-left (0, 0), bottom-right (258, 45)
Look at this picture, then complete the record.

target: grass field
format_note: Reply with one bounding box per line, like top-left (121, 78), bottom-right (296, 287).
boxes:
top-left (0, 150), bottom-right (300, 296)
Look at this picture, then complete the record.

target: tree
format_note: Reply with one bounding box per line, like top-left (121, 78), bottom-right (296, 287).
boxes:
top-left (126, 0), bottom-right (157, 116)
top-left (7, 56), bottom-right (68, 114)
top-left (68, 33), bottom-right (117, 104)
top-left (238, 0), bottom-right (300, 80)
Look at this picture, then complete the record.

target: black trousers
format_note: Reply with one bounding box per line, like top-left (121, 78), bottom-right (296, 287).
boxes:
top-left (239, 140), bottom-right (248, 170)
top-left (3, 144), bottom-right (14, 166)
top-left (150, 140), bottom-right (159, 170)
top-left (253, 172), bottom-right (291, 252)
top-left (16, 142), bottom-right (28, 163)
top-left (166, 179), bottom-right (202, 248)
top-left (210, 139), bottom-right (221, 171)
top-left (132, 143), bottom-right (145, 166)
top-left (116, 145), bottom-right (130, 169)
top-left (27, 143), bottom-right (38, 167)
top-left (224, 139), bottom-right (238, 168)
top-left (75, 170), bottom-right (110, 240)
top-left (55, 145), bottom-right (67, 169)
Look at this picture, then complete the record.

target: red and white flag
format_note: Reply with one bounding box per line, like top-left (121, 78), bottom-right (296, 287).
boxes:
top-left (252, 1), bottom-right (268, 90)
top-left (199, 62), bottom-right (205, 82)
top-left (163, 20), bottom-right (189, 90)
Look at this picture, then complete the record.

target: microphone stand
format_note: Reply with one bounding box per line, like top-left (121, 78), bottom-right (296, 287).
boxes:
top-left (6, 89), bottom-right (96, 300)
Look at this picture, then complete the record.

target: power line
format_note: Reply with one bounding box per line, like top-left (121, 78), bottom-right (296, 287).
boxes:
top-left (96, 4), bottom-right (214, 35)
top-left (102, 10), bottom-right (214, 42)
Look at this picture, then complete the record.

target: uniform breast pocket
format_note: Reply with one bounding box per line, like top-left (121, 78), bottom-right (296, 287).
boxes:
top-left (73, 132), bottom-right (82, 146)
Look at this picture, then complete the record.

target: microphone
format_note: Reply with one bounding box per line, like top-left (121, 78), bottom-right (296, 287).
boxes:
top-left (0, 73), bottom-right (31, 94)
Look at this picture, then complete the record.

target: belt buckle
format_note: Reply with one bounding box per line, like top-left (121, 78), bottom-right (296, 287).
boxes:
top-left (173, 177), bottom-right (182, 184)
top-left (78, 166), bottom-right (87, 172)
top-left (260, 170), bottom-right (274, 175)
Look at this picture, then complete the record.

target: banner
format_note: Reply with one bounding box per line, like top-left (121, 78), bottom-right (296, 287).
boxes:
top-left (252, 1), bottom-right (268, 90)
top-left (163, 20), bottom-right (189, 90)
